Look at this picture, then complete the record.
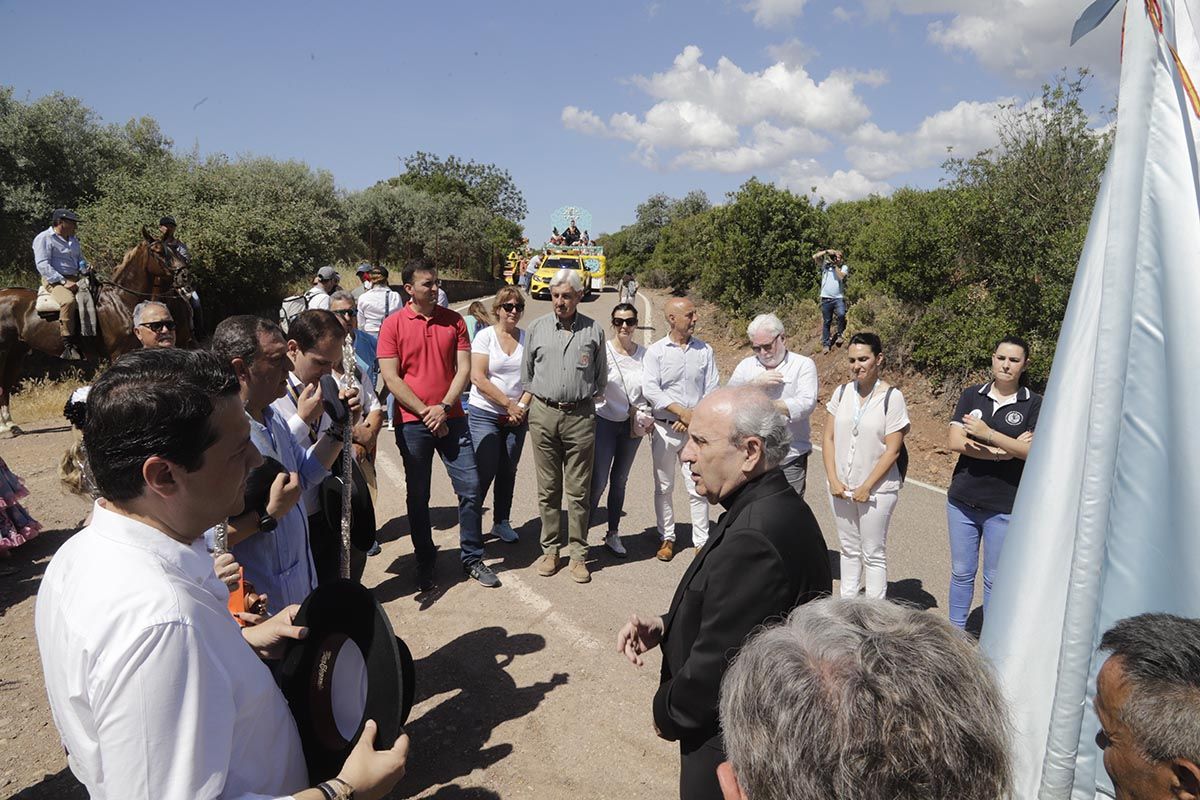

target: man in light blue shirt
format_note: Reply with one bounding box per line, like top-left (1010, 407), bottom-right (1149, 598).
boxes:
top-left (209, 315), bottom-right (352, 611)
top-left (814, 248), bottom-right (849, 353)
top-left (32, 208), bottom-right (90, 358)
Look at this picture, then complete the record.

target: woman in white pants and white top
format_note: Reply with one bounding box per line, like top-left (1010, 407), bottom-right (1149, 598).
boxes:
top-left (822, 332), bottom-right (910, 599)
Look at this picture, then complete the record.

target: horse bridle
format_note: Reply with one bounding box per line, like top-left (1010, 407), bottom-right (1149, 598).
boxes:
top-left (96, 240), bottom-right (191, 300)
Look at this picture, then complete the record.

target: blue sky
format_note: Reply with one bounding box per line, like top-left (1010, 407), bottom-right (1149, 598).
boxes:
top-left (0, 0), bottom-right (1122, 239)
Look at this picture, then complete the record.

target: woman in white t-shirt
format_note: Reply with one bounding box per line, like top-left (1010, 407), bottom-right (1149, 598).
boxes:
top-left (587, 302), bottom-right (653, 557)
top-left (821, 332), bottom-right (910, 599)
top-left (467, 286), bottom-right (533, 544)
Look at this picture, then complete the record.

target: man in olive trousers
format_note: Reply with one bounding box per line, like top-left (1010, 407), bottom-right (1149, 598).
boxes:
top-left (522, 268), bottom-right (607, 584)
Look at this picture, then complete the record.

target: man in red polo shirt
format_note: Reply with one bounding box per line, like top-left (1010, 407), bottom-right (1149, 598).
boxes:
top-left (378, 259), bottom-right (496, 591)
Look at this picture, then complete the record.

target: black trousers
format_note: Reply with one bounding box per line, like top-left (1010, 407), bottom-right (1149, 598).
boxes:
top-left (307, 512), bottom-right (366, 585)
top-left (679, 735), bottom-right (725, 800)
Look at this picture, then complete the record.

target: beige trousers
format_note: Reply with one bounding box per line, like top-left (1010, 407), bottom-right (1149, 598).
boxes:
top-left (528, 399), bottom-right (596, 561)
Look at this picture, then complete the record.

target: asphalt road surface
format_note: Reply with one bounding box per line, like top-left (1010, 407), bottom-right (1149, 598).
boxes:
top-left (351, 287), bottom-right (962, 799)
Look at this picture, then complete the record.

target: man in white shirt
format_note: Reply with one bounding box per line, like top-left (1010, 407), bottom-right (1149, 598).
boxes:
top-left (357, 266), bottom-right (404, 334)
top-left (35, 347), bottom-right (408, 800)
top-left (523, 252), bottom-right (542, 292)
top-left (727, 313), bottom-right (819, 498)
top-left (643, 297), bottom-right (719, 560)
top-left (304, 265), bottom-right (339, 311)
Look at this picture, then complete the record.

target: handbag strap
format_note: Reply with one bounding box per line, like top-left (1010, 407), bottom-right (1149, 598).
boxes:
top-left (607, 340), bottom-right (637, 411)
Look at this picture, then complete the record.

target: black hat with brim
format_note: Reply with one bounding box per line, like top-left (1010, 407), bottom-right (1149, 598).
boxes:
top-left (317, 459), bottom-right (377, 553)
top-left (278, 580), bottom-right (416, 783)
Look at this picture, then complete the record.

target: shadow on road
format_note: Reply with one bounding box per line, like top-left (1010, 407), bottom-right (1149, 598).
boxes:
top-left (0, 528), bottom-right (78, 618)
top-left (887, 578), bottom-right (938, 610)
top-left (392, 626), bottom-right (567, 798)
top-left (11, 766), bottom-right (86, 799)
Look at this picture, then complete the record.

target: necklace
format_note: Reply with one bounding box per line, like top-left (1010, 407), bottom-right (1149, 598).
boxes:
top-left (851, 379), bottom-right (879, 437)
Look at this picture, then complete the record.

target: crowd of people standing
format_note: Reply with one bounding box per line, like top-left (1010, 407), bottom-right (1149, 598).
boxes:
top-left (32, 226), bottom-right (1198, 800)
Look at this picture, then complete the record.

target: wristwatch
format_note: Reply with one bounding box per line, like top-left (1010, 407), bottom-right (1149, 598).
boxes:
top-left (439, 402), bottom-right (452, 414)
top-left (257, 509), bottom-right (278, 532)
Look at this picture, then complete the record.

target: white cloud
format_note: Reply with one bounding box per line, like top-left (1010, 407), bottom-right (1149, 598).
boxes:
top-left (766, 37), bottom-right (817, 68)
top-left (779, 158), bottom-right (894, 202)
top-left (861, 0), bottom-right (1122, 82)
top-left (632, 45), bottom-right (872, 133)
top-left (744, 0), bottom-right (810, 26)
top-left (562, 106), bottom-right (608, 136)
top-left (832, 6), bottom-right (855, 23)
top-left (672, 122), bottom-right (830, 172)
top-left (845, 97), bottom-right (1014, 179)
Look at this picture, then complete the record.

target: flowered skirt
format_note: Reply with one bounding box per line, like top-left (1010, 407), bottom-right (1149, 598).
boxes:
top-left (0, 456), bottom-right (40, 553)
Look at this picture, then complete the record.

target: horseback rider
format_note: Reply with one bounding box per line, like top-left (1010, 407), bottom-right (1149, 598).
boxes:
top-left (32, 208), bottom-right (93, 360)
top-left (159, 215), bottom-right (205, 337)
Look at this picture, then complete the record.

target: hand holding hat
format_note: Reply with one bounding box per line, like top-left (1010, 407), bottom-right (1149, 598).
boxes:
top-left (334, 722), bottom-right (410, 800)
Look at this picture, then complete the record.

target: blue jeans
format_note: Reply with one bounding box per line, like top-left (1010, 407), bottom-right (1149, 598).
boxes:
top-left (820, 297), bottom-right (847, 347)
top-left (946, 498), bottom-right (1011, 628)
top-left (467, 406), bottom-right (527, 525)
top-left (396, 416), bottom-right (484, 566)
top-left (588, 415), bottom-right (644, 531)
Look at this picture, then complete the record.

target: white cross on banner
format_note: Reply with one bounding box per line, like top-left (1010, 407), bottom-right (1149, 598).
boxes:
top-left (980, 1), bottom-right (1200, 798)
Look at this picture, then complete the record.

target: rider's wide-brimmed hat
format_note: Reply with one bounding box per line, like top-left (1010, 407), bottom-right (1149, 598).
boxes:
top-left (51, 208), bottom-right (79, 223)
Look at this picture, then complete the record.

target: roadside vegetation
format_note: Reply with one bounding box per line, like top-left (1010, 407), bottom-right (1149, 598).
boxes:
top-left (0, 87), bottom-right (525, 321)
top-left (600, 72), bottom-right (1111, 391)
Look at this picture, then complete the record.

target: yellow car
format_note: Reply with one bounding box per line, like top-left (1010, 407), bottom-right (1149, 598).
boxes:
top-left (529, 248), bottom-right (606, 298)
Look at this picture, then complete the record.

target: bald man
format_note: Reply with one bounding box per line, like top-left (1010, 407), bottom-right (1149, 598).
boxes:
top-left (642, 298), bottom-right (719, 560)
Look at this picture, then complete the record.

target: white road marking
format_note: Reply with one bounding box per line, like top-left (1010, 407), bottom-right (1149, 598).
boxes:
top-left (494, 569), bottom-right (605, 652)
top-left (637, 292), bottom-right (653, 345)
top-left (375, 448), bottom-right (407, 492)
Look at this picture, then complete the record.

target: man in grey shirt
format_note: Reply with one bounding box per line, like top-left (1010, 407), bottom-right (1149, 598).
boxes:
top-left (522, 268), bottom-right (607, 584)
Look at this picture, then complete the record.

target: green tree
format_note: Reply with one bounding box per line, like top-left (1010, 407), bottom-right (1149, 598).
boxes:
top-left (0, 87), bottom-right (171, 276)
top-left (81, 153), bottom-right (345, 318)
top-left (400, 151), bottom-right (527, 222)
top-left (700, 179), bottom-right (826, 309)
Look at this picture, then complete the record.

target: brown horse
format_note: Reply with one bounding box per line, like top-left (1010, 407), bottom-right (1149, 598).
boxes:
top-left (0, 228), bottom-right (194, 437)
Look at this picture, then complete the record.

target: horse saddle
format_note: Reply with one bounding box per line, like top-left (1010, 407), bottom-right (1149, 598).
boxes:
top-left (34, 285), bottom-right (60, 316)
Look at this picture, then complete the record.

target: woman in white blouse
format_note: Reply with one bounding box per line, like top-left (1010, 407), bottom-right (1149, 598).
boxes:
top-left (821, 332), bottom-right (910, 599)
top-left (468, 287), bottom-right (533, 543)
top-left (588, 302), bottom-right (653, 557)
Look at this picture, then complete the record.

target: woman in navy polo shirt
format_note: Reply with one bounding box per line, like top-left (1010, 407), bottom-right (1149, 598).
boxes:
top-left (946, 336), bottom-right (1041, 630)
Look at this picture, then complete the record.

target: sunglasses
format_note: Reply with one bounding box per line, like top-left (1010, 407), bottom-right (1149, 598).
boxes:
top-left (332, 308), bottom-right (357, 318)
top-left (612, 317), bottom-right (638, 327)
top-left (500, 302), bottom-right (525, 313)
top-left (749, 333), bottom-right (782, 353)
top-left (138, 320), bottom-right (176, 333)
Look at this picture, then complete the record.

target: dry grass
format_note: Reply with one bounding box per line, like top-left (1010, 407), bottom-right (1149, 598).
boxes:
top-left (9, 373), bottom-right (87, 426)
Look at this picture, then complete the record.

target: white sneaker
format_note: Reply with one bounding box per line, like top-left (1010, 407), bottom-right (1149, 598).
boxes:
top-left (604, 531), bottom-right (627, 558)
top-left (386, 419), bottom-right (395, 431)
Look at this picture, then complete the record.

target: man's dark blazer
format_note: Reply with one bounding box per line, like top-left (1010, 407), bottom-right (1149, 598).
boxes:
top-left (653, 467), bottom-right (832, 762)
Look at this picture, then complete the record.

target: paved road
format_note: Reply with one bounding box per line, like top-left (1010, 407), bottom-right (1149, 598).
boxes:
top-left (357, 288), bottom-right (966, 799)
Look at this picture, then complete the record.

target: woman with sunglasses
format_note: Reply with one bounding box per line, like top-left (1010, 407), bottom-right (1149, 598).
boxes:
top-left (468, 286), bottom-right (533, 543)
top-left (588, 302), bottom-right (652, 557)
top-left (822, 332), bottom-right (910, 599)
top-left (131, 301), bottom-right (177, 349)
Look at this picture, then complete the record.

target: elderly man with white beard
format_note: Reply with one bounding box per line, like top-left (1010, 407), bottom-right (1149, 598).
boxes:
top-left (727, 313), bottom-right (818, 499)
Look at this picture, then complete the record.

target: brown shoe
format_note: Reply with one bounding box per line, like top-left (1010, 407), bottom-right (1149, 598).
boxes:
top-left (656, 540), bottom-right (675, 562)
top-left (569, 559), bottom-right (591, 584)
top-left (536, 552), bottom-right (560, 577)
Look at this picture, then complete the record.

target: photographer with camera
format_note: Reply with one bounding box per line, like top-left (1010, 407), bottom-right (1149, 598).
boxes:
top-left (814, 248), bottom-right (849, 354)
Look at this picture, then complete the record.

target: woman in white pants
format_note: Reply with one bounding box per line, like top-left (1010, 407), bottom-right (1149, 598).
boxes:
top-left (821, 332), bottom-right (910, 599)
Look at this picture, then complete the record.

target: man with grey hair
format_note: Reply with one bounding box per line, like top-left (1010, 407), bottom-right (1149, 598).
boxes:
top-left (617, 386), bottom-right (831, 800)
top-left (716, 597), bottom-right (1012, 800)
top-left (1094, 613), bottom-right (1200, 800)
top-left (728, 313), bottom-right (818, 498)
top-left (523, 267), bottom-right (606, 584)
top-left (131, 301), bottom-right (177, 349)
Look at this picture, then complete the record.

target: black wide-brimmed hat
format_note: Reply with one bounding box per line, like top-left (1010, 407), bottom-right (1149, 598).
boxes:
top-left (278, 580), bottom-right (415, 782)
